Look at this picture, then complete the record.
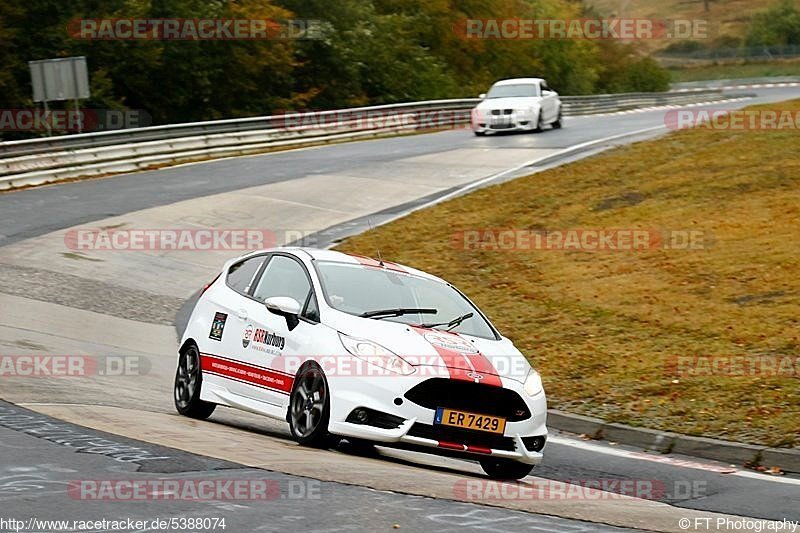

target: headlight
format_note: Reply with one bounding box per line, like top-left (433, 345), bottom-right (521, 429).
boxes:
top-left (523, 369), bottom-right (543, 396)
top-left (339, 333), bottom-right (415, 375)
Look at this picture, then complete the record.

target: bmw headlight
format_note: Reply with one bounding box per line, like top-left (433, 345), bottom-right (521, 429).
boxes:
top-left (523, 369), bottom-right (543, 396)
top-left (339, 333), bottom-right (415, 375)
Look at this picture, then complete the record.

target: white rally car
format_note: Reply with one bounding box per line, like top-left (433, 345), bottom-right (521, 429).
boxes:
top-left (471, 78), bottom-right (562, 135)
top-left (174, 248), bottom-right (547, 479)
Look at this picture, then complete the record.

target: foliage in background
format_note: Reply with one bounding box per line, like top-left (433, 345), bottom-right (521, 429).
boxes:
top-left (0, 0), bottom-right (670, 131)
top-left (745, 0), bottom-right (800, 47)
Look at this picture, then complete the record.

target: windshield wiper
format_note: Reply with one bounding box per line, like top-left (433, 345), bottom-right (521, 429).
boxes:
top-left (418, 312), bottom-right (473, 330)
top-left (359, 307), bottom-right (438, 319)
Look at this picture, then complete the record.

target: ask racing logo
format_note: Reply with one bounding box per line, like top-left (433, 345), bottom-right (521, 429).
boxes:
top-left (242, 324), bottom-right (285, 354)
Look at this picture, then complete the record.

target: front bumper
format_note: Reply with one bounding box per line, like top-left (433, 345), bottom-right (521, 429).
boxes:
top-left (472, 111), bottom-right (538, 134)
top-left (327, 373), bottom-right (547, 465)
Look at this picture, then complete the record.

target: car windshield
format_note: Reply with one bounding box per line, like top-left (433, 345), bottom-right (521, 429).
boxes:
top-left (315, 261), bottom-right (497, 339)
top-left (487, 84), bottom-right (539, 98)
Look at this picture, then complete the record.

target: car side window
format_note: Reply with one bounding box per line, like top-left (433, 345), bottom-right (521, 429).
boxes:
top-left (303, 291), bottom-right (320, 323)
top-left (252, 255), bottom-right (312, 307)
top-left (226, 256), bottom-right (266, 294)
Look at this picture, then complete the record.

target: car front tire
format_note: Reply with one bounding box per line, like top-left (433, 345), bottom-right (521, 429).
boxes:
top-left (289, 362), bottom-right (331, 447)
top-left (552, 108), bottom-right (563, 129)
top-left (533, 112), bottom-right (544, 133)
top-left (480, 458), bottom-right (534, 480)
top-left (174, 344), bottom-right (216, 420)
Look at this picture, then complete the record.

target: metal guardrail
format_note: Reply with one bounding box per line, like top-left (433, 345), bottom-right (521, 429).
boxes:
top-left (659, 44), bottom-right (800, 61)
top-left (0, 89), bottom-right (732, 190)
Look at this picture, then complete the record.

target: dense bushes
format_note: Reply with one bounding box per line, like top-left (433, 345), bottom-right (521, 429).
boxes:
top-left (0, 0), bottom-right (671, 128)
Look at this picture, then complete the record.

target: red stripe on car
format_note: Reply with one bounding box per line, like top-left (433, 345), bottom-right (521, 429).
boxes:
top-left (411, 327), bottom-right (503, 387)
top-left (347, 253), bottom-right (407, 273)
top-left (438, 441), bottom-right (466, 451)
top-left (200, 353), bottom-right (294, 394)
top-left (466, 445), bottom-right (492, 455)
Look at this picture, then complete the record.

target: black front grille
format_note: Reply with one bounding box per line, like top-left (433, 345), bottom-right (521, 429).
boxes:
top-left (408, 423), bottom-right (516, 451)
top-left (404, 378), bottom-right (531, 421)
top-left (490, 109), bottom-right (513, 115)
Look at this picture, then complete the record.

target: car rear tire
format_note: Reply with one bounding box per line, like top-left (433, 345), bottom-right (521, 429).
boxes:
top-left (174, 344), bottom-right (216, 420)
top-left (289, 362), bottom-right (331, 448)
top-left (480, 458), bottom-right (534, 480)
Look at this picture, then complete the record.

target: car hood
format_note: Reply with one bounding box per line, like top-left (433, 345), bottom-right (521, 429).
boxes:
top-left (327, 310), bottom-right (531, 383)
top-left (475, 97), bottom-right (542, 111)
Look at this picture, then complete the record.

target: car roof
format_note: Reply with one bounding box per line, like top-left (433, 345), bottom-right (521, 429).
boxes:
top-left (242, 247), bottom-right (446, 284)
top-left (492, 78), bottom-right (544, 86)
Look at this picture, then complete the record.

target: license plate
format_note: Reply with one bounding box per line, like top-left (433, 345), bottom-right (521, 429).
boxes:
top-left (434, 407), bottom-right (506, 434)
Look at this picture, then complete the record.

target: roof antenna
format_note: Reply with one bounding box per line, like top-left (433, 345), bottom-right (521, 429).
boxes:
top-left (367, 218), bottom-right (385, 266)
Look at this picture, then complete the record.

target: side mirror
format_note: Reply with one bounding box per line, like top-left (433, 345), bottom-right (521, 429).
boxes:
top-left (479, 93), bottom-right (486, 99)
top-left (264, 296), bottom-right (301, 331)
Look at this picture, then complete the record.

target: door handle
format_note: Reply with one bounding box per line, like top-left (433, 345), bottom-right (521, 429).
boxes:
top-left (237, 308), bottom-right (248, 320)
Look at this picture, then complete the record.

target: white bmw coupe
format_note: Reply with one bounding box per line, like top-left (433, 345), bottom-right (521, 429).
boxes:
top-left (472, 78), bottom-right (562, 135)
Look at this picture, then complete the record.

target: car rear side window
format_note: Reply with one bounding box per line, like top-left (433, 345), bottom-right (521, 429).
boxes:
top-left (226, 256), bottom-right (266, 294)
top-left (252, 255), bottom-right (312, 306)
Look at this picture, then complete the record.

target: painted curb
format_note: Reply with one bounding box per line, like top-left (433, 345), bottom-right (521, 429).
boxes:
top-left (547, 409), bottom-right (800, 473)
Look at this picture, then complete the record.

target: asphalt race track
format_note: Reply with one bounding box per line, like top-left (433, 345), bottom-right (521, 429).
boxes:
top-left (1, 86), bottom-right (799, 532)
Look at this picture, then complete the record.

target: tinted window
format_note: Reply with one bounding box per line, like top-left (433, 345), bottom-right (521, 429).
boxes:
top-left (486, 84), bottom-right (539, 98)
top-left (315, 261), bottom-right (497, 339)
top-left (227, 256), bottom-right (266, 294)
top-left (252, 255), bottom-right (312, 305)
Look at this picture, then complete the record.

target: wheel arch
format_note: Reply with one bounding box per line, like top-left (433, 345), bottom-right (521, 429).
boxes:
top-left (178, 338), bottom-right (199, 356)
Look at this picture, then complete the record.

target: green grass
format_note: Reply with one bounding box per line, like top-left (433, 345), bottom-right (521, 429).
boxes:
top-left (336, 99), bottom-right (800, 448)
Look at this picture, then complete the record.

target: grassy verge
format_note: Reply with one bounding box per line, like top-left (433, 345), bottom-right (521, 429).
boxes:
top-left (669, 59), bottom-right (800, 83)
top-left (335, 99), bottom-right (800, 447)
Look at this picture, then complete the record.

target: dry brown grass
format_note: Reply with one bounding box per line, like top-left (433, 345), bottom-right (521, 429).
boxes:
top-left (336, 99), bottom-right (800, 447)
